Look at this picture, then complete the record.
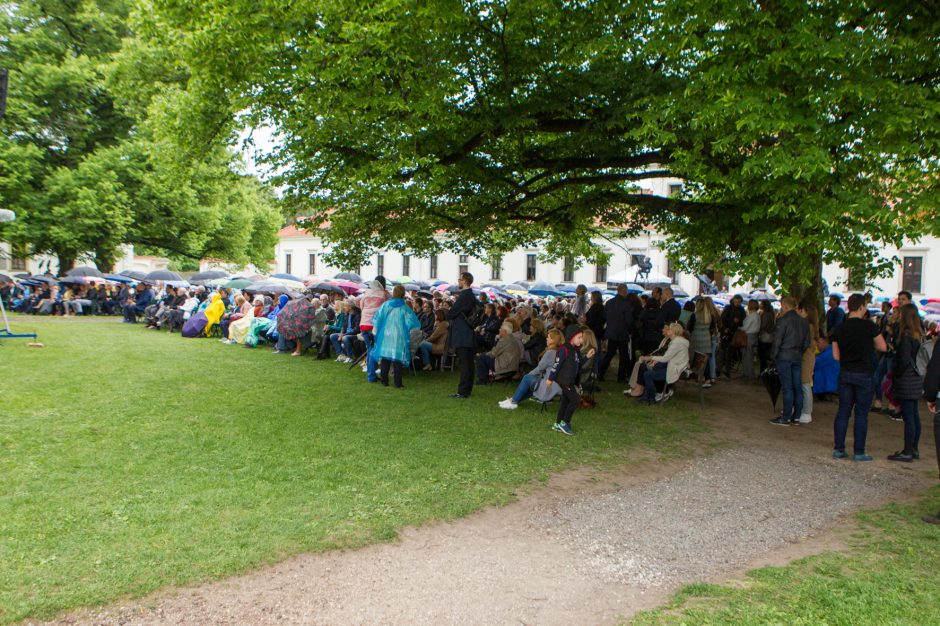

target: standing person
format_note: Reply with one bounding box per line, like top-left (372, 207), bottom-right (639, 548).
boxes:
top-left (571, 285), bottom-right (589, 320)
top-left (741, 299), bottom-right (761, 380)
top-left (921, 341), bottom-right (940, 524)
top-left (360, 277), bottom-right (390, 379)
top-left (546, 326), bottom-right (585, 436)
top-left (831, 294), bottom-right (888, 460)
top-left (757, 300), bottom-right (776, 374)
top-left (887, 303), bottom-right (925, 462)
top-left (897, 290), bottom-right (913, 308)
top-left (447, 272), bottom-right (477, 398)
top-left (770, 296), bottom-right (810, 426)
top-left (658, 287), bottom-right (682, 327)
top-left (585, 291), bottom-right (605, 376)
top-left (717, 295), bottom-right (746, 378)
top-left (373, 285), bottom-right (421, 388)
top-left (798, 304), bottom-right (820, 424)
top-left (825, 295), bottom-right (846, 340)
top-left (688, 297), bottom-right (719, 387)
top-left (598, 284), bottom-right (634, 383)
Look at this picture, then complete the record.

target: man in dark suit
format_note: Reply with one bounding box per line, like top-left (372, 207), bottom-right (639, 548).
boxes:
top-left (598, 284), bottom-right (635, 382)
top-left (659, 287), bottom-right (682, 327)
top-left (446, 272), bottom-right (477, 398)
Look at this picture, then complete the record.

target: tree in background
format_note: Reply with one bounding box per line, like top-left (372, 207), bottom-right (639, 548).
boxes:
top-left (148, 0), bottom-right (938, 300)
top-left (0, 0), bottom-right (282, 272)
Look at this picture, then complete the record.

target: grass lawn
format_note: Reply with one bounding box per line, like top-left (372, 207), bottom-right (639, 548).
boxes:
top-left (632, 489), bottom-right (940, 626)
top-left (0, 315), bottom-right (703, 623)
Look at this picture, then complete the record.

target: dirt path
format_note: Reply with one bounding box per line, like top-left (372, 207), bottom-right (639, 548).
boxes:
top-left (42, 380), bottom-right (937, 626)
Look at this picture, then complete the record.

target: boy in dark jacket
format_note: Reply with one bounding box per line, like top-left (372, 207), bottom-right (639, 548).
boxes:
top-left (547, 326), bottom-right (585, 435)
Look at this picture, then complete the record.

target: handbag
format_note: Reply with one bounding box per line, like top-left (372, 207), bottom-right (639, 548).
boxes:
top-left (731, 329), bottom-right (748, 350)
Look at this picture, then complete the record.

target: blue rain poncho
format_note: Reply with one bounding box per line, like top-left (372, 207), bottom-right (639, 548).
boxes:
top-left (372, 298), bottom-right (421, 364)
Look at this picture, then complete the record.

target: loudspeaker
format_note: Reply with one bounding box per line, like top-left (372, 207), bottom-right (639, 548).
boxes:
top-left (0, 69), bottom-right (8, 119)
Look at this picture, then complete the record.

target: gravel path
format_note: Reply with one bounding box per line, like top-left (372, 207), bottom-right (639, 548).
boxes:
top-left (536, 446), bottom-right (922, 588)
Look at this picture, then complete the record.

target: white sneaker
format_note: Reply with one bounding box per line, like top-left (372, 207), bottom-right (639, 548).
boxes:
top-left (335, 355), bottom-right (345, 362)
top-left (799, 414), bottom-right (812, 424)
top-left (498, 399), bottom-right (518, 410)
top-left (654, 392), bottom-right (664, 402)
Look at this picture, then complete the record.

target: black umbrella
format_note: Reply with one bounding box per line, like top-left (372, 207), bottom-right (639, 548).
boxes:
top-left (59, 276), bottom-right (89, 285)
top-left (0, 273), bottom-right (13, 283)
top-left (120, 270), bottom-right (148, 281)
top-left (144, 269), bottom-right (184, 282)
top-left (309, 282), bottom-right (346, 295)
top-left (402, 283), bottom-right (420, 292)
top-left (189, 270), bottom-right (229, 283)
top-left (66, 266), bottom-right (104, 277)
top-left (244, 281), bottom-right (294, 296)
top-left (760, 365), bottom-right (781, 414)
top-left (14, 273), bottom-right (31, 279)
top-left (29, 275), bottom-right (56, 284)
top-left (334, 271), bottom-right (363, 282)
top-left (417, 290), bottom-right (434, 298)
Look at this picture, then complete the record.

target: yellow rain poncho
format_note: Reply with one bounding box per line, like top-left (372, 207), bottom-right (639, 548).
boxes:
top-left (203, 293), bottom-right (226, 336)
top-left (228, 302), bottom-right (257, 345)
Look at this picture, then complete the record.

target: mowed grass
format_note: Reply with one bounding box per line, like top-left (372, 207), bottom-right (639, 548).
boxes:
top-left (0, 315), bottom-right (703, 622)
top-left (632, 489), bottom-right (940, 626)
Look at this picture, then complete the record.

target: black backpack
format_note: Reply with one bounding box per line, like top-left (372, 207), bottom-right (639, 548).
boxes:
top-left (464, 298), bottom-right (485, 329)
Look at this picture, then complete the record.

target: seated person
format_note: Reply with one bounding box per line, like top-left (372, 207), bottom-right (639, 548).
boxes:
top-left (475, 322), bottom-right (523, 384)
top-left (418, 310), bottom-right (450, 370)
top-left (635, 323), bottom-right (690, 404)
top-left (499, 329), bottom-right (564, 409)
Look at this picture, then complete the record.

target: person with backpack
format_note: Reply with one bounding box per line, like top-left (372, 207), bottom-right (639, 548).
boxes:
top-left (887, 304), bottom-right (925, 462)
top-left (546, 325), bottom-right (585, 435)
top-left (447, 272), bottom-right (480, 398)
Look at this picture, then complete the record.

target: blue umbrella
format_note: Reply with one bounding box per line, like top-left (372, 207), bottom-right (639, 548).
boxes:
top-left (556, 284), bottom-right (578, 293)
top-left (105, 274), bottom-right (135, 283)
top-left (528, 281), bottom-right (565, 297)
top-left (272, 272), bottom-right (305, 282)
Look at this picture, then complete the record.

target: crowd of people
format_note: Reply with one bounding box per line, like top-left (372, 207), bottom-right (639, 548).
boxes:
top-left (5, 273), bottom-right (940, 493)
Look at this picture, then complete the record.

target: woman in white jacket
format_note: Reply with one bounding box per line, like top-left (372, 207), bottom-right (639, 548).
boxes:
top-left (638, 323), bottom-right (690, 404)
top-left (741, 299), bottom-right (762, 380)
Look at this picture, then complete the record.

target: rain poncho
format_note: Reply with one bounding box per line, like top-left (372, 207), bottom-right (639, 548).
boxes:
top-left (229, 305), bottom-right (255, 344)
top-left (372, 298), bottom-right (421, 364)
top-left (245, 317), bottom-right (274, 347)
top-left (203, 293), bottom-right (226, 336)
top-left (268, 295), bottom-right (289, 320)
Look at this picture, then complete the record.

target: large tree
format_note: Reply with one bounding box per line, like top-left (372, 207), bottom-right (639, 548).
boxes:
top-left (149, 0), bottom-right (939, 298)
top-left (0, 0), bottom-right (282, 271)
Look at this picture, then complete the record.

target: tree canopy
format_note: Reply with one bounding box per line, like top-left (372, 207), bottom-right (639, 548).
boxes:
top-left (0, 0), bottom-right (282, 272)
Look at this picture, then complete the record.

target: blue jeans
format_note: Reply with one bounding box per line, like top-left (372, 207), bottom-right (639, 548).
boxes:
top-left (708, 336), bottom-right (718, 380)
top-left (900, 398), bottom-right (922, 453)
top-left (419, 341), bottom-right (433, 366)
top-left (776, 358), bottom-right (802, 420)
top-left (342, 334), bottom-right (359, 359)
top-left (511, 373), bottom-right (540, 404)
top-left (642, 362), bottom-right (667, 402)
top-left (362, 330), bottom-right (379, 381)
top-left (329, 332), bottom-right (344, 356)
top-left (834, 370), bottom-right (874, 455)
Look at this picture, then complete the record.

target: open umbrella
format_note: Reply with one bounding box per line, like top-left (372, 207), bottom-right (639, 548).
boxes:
top-left (748, 291), bottom-right (777, 302)
top-left (272, 272), bottom-right (305, 282)
top-left (189, 270), bottom-right (229, 283)
top-left (504, 283), bottom-right (528, 295)
top-left (244, 281), bottom-right (294, 296)
top-left (224, 278), bottom-right (254, 289)
top-left (334, 271), bottom-right (363, 283)
top-left (309, 282), bottom-right (346, 295)
top-left (332, 280), bottom-right (363, 295)
top-left (276, 297), bottom-right (318, 340)
top-left (394, 275), bottom-right (414, 284)
top-left (528, 281), bottom-right (565, 297)
top-left (144, 269), bottom-right (184, 282)
top-left (402, 283), bottom-right (420, 292)
top-left (120, 270), bottom-right (148, 281)
top-left (672, 287), bottom-right (691, 298)
top-left (104, 273), bottom-right (134, 283)
top-left (0, 274), bottom-right (14, 283)
top-left (66, 266), bottom-right (104, 278)
top-left (58, 276), bottom-right (89, 285)
top-left (760, 365), bottom-right (781, 414)
top-left (417, 290), bottom-right (434, 298)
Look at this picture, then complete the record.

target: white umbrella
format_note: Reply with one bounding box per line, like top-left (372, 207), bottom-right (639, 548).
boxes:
top-left (607, 265), bottom-right (672, 285)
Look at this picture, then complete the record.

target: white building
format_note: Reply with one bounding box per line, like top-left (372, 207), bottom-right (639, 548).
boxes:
top-left (0, 243), bottom-right (170, 276)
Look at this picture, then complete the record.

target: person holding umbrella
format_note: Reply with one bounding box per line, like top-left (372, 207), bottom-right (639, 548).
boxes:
top-left (372, 285), bottom-right (421, 388)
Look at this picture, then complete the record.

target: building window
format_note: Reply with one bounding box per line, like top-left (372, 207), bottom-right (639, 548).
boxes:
top-left (595, 263), bottom-right (607, 284)
top-left (284, 252), bottom-right (292, 275)
top-left (630, 253), bottom-right (646, 267)
top-left (402, 254), bottom-right (410, 276)
top-left (666, 258), bottom-right (676, 282)
top-left (459, 254), bottom-right (469, 276)
top-left (0, 256), bottom-right (7, 270)
top-left (902, 256), bottom-right (923, 293)
top-left (563, 256), bottom-right (574, 282)
top-left (429, 254), bottom-right (438, 279)
top-left (526, 254), bottom-right (537, 281)
top-left (11, 257), bottom-right (26, 271)
top-left (308, 253), bottom-right (316, 276)
top-left (491, 256), bottom-right (502, 281)
top-left (668, 184), bottom-right (683, 197)
top-left (377, 254), bottom-right (384, 276)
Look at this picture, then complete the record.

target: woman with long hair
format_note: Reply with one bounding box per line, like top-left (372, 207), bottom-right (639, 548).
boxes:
top-left (887, 303), bottom-right (925, 462)
top-left (797, 304), bottom-right (820, 423)
top-left (688, 297), bottom-right (719, 386)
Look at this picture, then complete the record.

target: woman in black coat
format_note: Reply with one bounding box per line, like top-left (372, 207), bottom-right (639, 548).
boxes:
top-left (638, 298), bottom-right (663, 355)
top-left (888, 304), bottom-right (925, 462)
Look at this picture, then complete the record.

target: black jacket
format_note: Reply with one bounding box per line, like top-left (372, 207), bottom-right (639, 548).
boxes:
top-left (639, 308), bottom-right (663, 345)
top-left (893, 333), bottom-right (923, 401)
top-left (772, 310), bottom-right (810, 362)
top-left (586, 302), bottom-right (606, 340)
top-left (659, 298), bottom-right (682, 327)
top-left (923, 340), bottom-right (940, 402)
top-left (447, 288), bottom-right (477, 349)
top-left (549, 326), bottom-right (584, 387)
top-left (720, 304), bottom-right (746, 339)
top-left (603, 295), bottom-right (634, 342)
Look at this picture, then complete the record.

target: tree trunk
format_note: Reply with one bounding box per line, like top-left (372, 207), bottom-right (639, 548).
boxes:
top-left (56, 254), bottom-right (75, 275)
top-left (775, 250), bottom-right (826, 326)
top-left (94, 247), bottom-right (115, 273)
